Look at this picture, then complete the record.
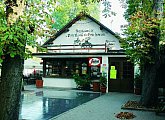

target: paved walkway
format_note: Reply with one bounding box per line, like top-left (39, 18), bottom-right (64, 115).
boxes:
top-left (50, 93), bottom-right (165, 120)
top-left (23, 85), bottom-right (165, 120)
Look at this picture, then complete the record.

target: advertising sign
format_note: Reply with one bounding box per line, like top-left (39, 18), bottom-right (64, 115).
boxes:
top-left (89, 58), bottom-right (102, 66)
top-left (101, 64), bottom-right (108, 77)
top-left (110, 66), bottom-right (117, 79)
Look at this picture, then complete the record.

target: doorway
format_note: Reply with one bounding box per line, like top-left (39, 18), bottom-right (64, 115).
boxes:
top-left (108, 57), bottom-right (134, 93)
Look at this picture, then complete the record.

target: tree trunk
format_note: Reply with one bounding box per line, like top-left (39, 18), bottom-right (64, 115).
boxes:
top-left (140, 0), bottom-right (163, 107)
top-left (140, 63), bottom-right (159, 107)
top-left (0, 0), bottom-right (26, 119)
top-left (0, 55), bottom-right (24, 120)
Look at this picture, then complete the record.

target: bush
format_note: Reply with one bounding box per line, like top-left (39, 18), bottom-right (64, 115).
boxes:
top-left (100, 75), bottom-right (107, 87)
top-left (73, 73), bottom-right (91, 90)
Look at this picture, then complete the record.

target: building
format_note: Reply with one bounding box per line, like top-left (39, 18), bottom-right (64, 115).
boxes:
top-left (33, 13), bottom-right (134, 93)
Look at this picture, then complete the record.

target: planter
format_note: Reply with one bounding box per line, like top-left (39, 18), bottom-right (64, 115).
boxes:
top-left (36, 79), bottom-right (43, 88)
top-left (100, 86), bottom-right (106, 93)
top-left (93, 80), bottom-right (100, 92)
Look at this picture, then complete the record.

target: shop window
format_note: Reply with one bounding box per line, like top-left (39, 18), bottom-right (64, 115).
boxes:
top-left (46, 61), bottom-right (62, 77)
top-left (82, 63), bottom-right (87, 75)
top-left (90, 66), bottom-right (100, 78)
top-left (65, 61), bottom-right (75, 77)
top-left (45, 59), bottom-right (83, 78)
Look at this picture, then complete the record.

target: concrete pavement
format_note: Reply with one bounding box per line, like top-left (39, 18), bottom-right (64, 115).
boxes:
top-left (50, 92), bottom-right (165, 120)
top-left (22, 85), bottom-right (165, 120)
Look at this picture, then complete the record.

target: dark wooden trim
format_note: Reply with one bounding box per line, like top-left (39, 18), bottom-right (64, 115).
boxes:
top-left (44, 44), bottom-right (106, 47)
top-left (33, 50), bottom-right (126, 57)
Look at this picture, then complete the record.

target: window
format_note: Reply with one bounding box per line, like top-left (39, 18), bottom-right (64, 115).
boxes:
top-left (45, 59), bottom-right (85, 78)
top-left (46, 60), bottom-right (62, 77)
top-left (90, 66), bottom-right (100, 78)
top-left (65, 61), bottom-right (75, 77)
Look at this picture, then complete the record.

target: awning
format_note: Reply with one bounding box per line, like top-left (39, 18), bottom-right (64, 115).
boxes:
top-left (24, 59), bottom-right (42, 69)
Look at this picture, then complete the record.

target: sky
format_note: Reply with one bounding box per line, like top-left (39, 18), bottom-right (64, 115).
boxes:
top-left (100, 0), bottom-right (127, 35)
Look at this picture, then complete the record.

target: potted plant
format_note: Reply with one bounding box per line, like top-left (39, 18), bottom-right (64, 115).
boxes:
top-left (35, 74), bottom-right (43, 88)
top-left (100, 75), bottom-right (107, 93)
top-left (73, 73), bottom-right (91, 90)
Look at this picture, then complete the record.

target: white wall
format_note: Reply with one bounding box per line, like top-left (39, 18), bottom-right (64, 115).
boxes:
top-left (43, 77), bottom-right (77, 88)
top-left (101, 56), bottom-right (109, 92)
top-left (51, 18), bottom-right (121, 53)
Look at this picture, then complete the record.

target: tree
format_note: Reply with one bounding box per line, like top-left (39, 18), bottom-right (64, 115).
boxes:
top-left (51, 0), bottom-right (115, 31)
top-left (51, 0), bottom-right (100, 30)
top-left (0, 0), bottom-right (57, 119)
top-left (122, 0), bottom-right (165, 107)
top-left (0, 0), bottom-right (101, 119)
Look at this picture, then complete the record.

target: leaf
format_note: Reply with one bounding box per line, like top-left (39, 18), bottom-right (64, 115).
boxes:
top-left (9, 35), bottom-right (13, 39)
top-left (0, 59), bottom-right (3, 63)
top-left (10, 53), bottom-right (15, 58)
top-left (4, 35), bottom-right (9, 40)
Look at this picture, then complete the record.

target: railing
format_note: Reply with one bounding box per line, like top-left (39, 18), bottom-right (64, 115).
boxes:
top-left (45, 44), bottom-right (107, 53)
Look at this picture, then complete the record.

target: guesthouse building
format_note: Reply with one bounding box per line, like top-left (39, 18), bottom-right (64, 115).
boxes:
top-left (33, 13), bottom-right (134, 93)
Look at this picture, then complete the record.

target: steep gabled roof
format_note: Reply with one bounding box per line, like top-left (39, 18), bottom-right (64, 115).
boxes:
top-left (43, 13), bottom-right (118, 46)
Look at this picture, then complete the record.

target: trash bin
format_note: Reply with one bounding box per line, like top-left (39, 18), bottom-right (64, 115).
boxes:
top-left (93, 80), bottom-right (100, 92)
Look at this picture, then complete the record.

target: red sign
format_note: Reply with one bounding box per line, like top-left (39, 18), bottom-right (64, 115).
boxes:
top-left (89, 58), bottom-right (101, 66)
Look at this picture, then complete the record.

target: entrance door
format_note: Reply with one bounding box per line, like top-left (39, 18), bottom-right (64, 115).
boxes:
top-left (108, 58), bottom-right (134, 93)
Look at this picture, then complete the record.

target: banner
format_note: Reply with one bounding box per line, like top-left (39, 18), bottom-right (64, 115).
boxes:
top-left (110, 66), bottom-right (117, 79)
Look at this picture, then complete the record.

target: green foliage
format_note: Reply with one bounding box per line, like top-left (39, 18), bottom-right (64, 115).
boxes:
top-left (51, 0), bottom-right (100, 30)
top-left (100, 75), bottom-right (107, 87)
top-left (102, 0), bottom-right (115, 18)
top-left (0, 20), bottom-right (33, 58)
top-left (73, 73), bottom-right (91, 89)
top-left (122, 11), bottom-right (160, 64)
top-left (124, 0), bottom-right (154, 20)
top-left (0, 0), bottom-right (57, 63)
top-left (122, 0), bottom-right (164, 65)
